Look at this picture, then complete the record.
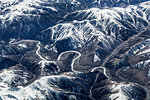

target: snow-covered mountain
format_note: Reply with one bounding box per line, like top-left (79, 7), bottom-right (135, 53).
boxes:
top-left (0, 0), bottom-right (149, 41)
top-left (0, 0), bottom-right (150, 100)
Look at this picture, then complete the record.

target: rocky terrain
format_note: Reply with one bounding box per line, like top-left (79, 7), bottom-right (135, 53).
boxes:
top-left (0, 0), bottom-right (150, 100)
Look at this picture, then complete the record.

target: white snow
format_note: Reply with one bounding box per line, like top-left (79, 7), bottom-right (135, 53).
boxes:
top-left (0, 75), bottom-right (69, 99)
top-left (0, 70), bottom-right (28, 88)
top-left (93, 54), bottom-right (100, 62)
top-left (46, 6), bottom-right (57, 12)
top-left (0, 0), bottom-right (57, 22)
top-left (18, 44), bottom-right (27, 48)
top-left (138, 48), bottom-right (150, 55)
top-left (148, 69), bottom-right (150, 77)
top-left (110, 82), bottom-right (131, 100)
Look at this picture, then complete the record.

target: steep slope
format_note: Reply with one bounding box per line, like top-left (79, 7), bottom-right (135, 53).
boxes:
top-left (0, 0), bottom-right (149, 41)
top-left (0, 0), bottom-right (150, 100)
top-left (0, 72), bottom-right (148, 100)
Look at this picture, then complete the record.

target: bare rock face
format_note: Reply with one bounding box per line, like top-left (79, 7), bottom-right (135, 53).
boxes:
top-left (0, 0), bottom-right (150, 100)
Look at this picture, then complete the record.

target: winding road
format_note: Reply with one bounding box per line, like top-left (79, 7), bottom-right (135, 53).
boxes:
top-left (9, 39), bottom-right (110, 93)
top-left (9, 39), bottom-right (57, 75)
top-left (91, 66), bottom-right (109, 78)
top-left (57, 50), bottom-right (109, 78)
top-left (57, 50), bottom-right (81, 73)
top-left (9, 39), bottom-right (111, 99)
top-left (10, 39), bottom-right (109, 77)
top-left (89, 73), bottom-right (100, 100)
top-left (58, 50), bottom-right (110, 100)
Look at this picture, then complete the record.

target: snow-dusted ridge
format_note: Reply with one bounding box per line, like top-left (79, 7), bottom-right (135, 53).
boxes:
top-left (0, 0), bottom-right (150, 100)
top-left (0, 0), bottom-right (149, 41)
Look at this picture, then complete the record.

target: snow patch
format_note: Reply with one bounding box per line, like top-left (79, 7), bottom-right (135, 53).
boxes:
top-left (110, 82), bottom-right (131, 100)
top-left (93, 54), bottom-right (100, 62)
top-left (18, 44), bottom-right (27, 48)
